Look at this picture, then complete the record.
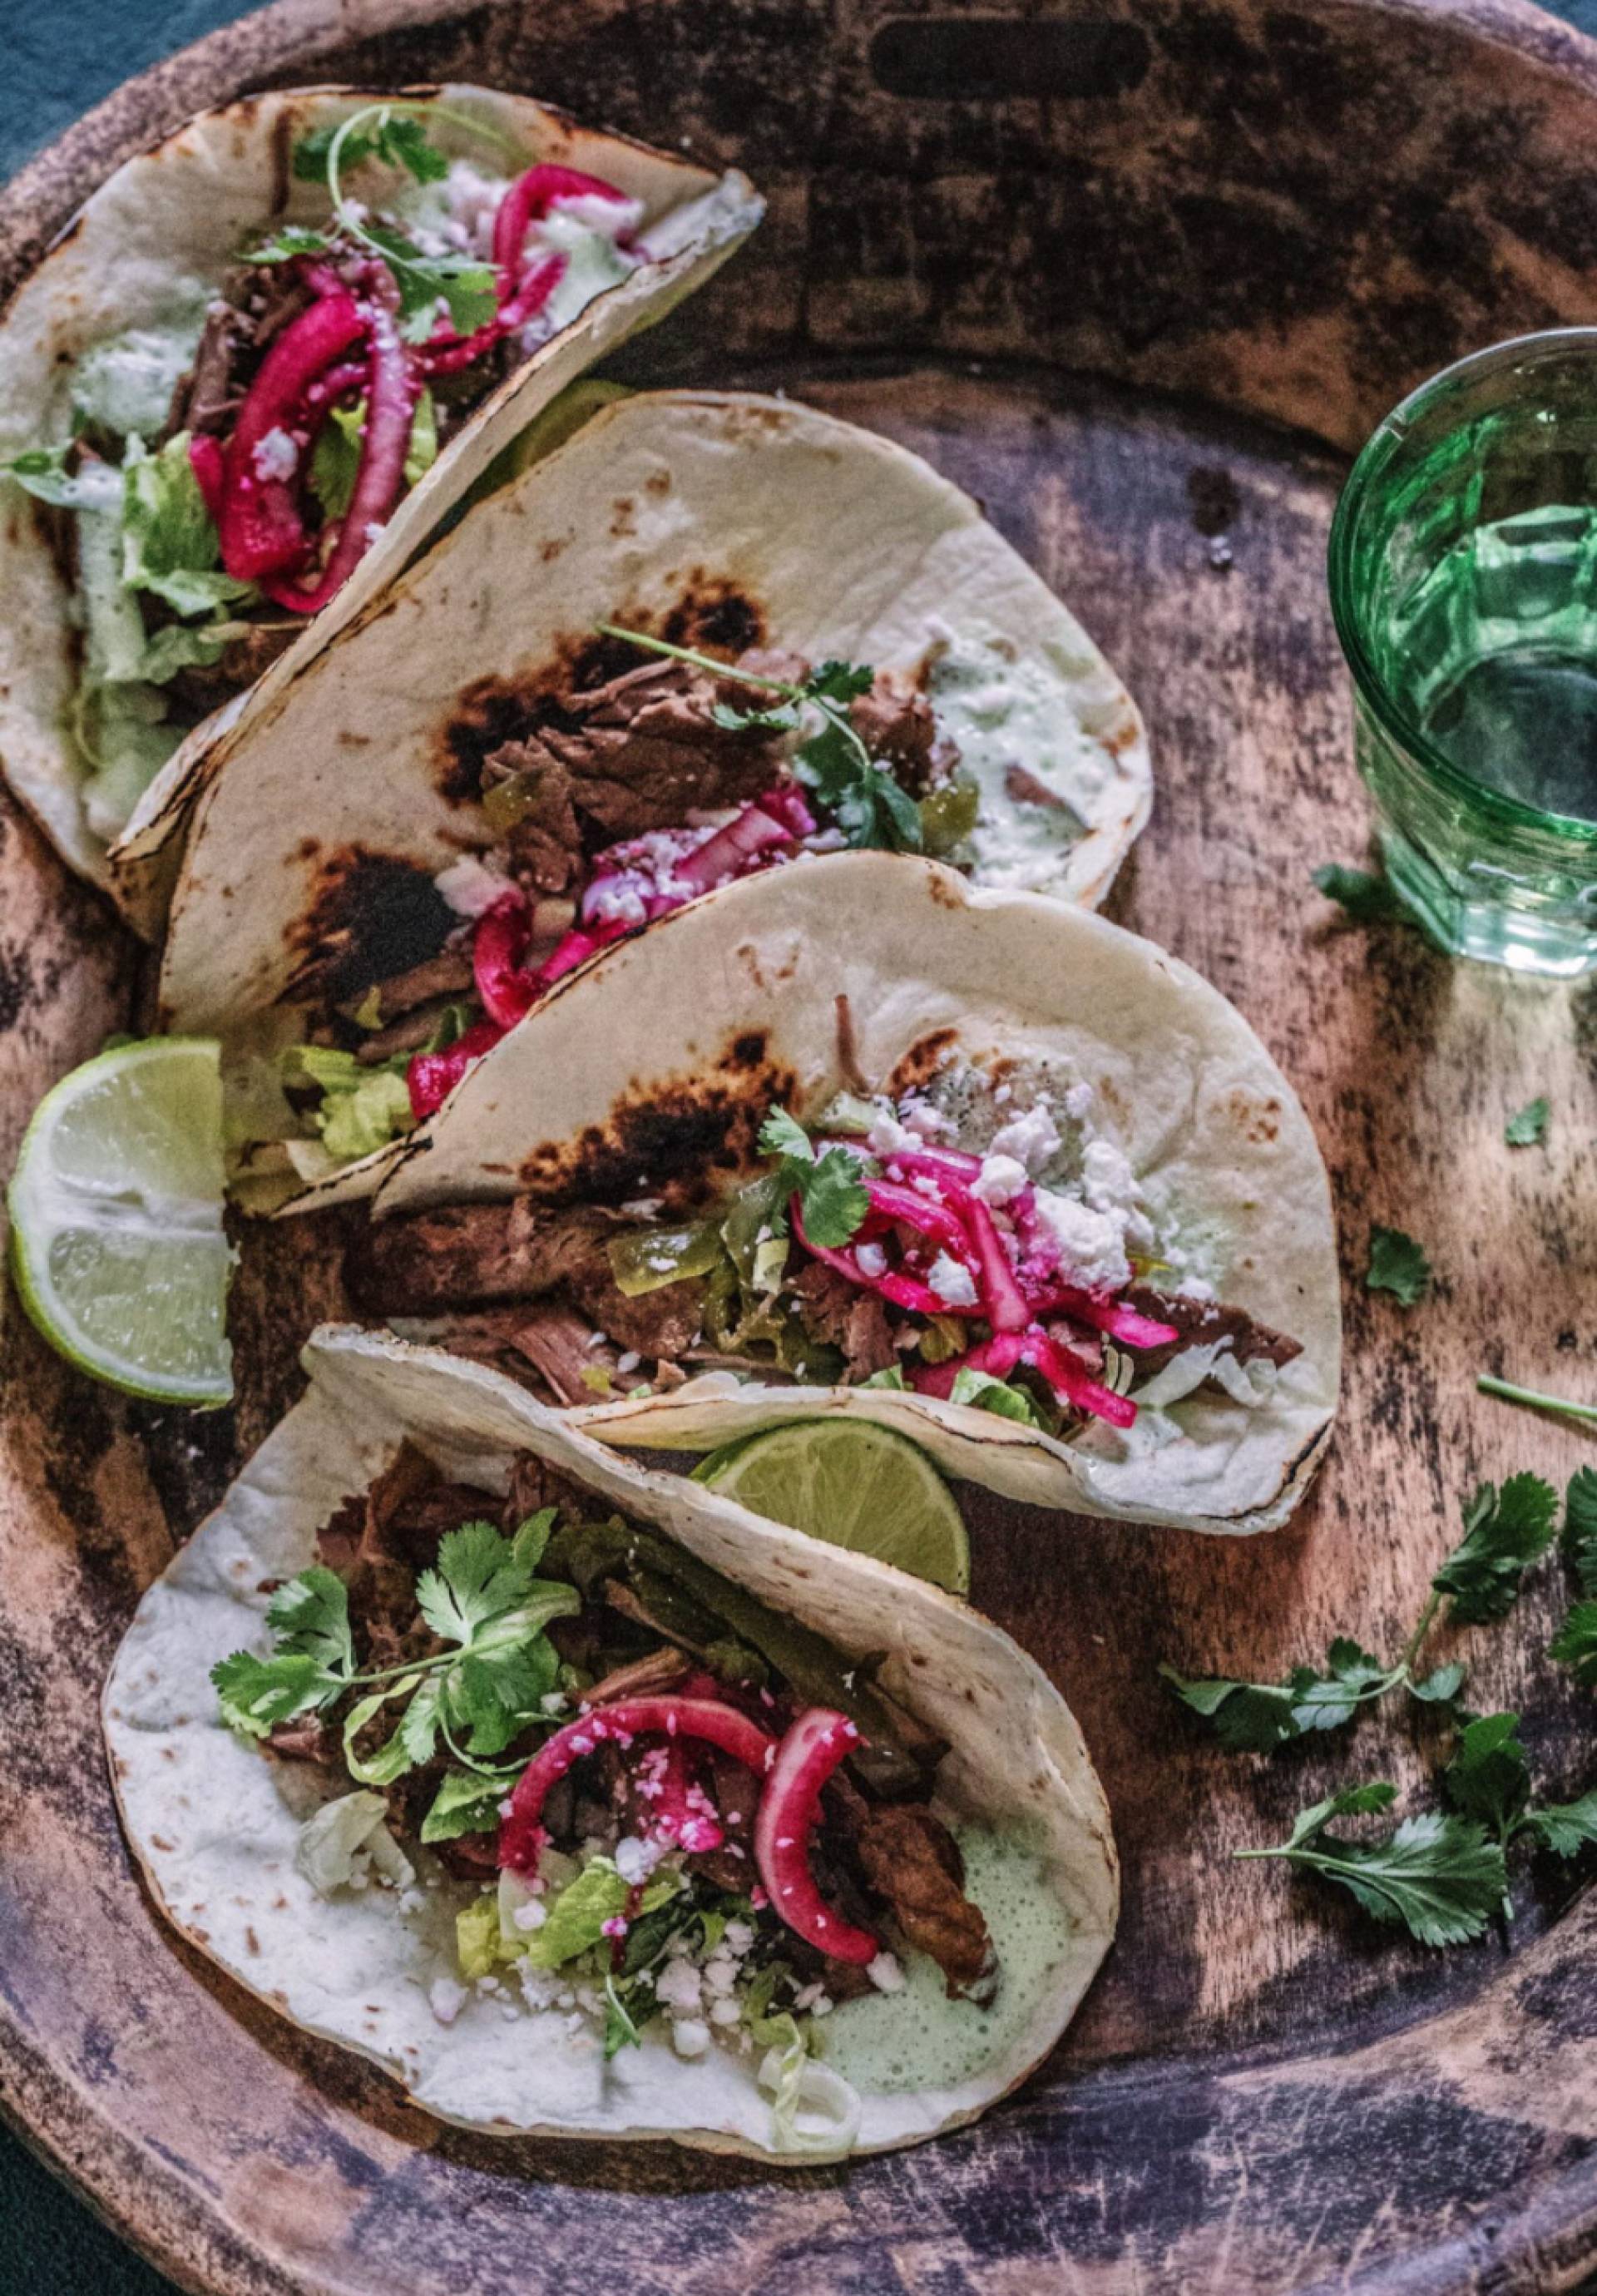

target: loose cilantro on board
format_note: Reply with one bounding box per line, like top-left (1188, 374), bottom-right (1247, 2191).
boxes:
top-left (1161, 1480), bottom-right (1557, 1751)
top-left (757, 1106), bottom-right (869, 1249)
top-left (1312, 863), bottom-right (1412, 923)
top-left (1367, 1225), bottom-right (1432, 1306)
top-left (1550, 1603), bottom-right (1597, 1690)
top-left (1505, 1096), bottom-right (1550, 1148)
top-left (1431, 1476), bottom-right (1559, 1625)
top-left (1234, 1783), bottom-right (1506, 1948)
top-left (1565, 1467), bottom-right (1597, 1596)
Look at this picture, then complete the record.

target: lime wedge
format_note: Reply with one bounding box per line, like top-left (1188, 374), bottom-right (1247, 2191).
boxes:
top-left (695, 1418), bottom-right (970, 1595)
top-left (7, 1037), bottom-right (235, 1405)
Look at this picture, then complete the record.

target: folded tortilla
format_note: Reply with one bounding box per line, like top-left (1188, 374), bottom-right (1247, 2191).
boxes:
top-left (0, 86), bottom-right (759, 919)
top-left (366, 853), bottom-right (1341, 1533)
top-left (102, 1324), bottom-right (1118, 2159)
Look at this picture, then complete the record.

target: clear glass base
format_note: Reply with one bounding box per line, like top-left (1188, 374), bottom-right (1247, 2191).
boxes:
top-left (1379, 824), bottom-right (1597, 977)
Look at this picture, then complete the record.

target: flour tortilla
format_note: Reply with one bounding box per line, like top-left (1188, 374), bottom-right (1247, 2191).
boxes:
top-left (0, 86), bottom-right (759, 920)
top-left (103, 1325), bottom-right (1118, 2160)
top-left (153, 387), bottom-right (1150, 1056)
top-left (369, 852), bottom-right (1340, 1534)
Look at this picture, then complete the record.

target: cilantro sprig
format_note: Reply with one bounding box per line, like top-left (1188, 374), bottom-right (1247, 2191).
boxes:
top-left (1161, 1473), bottom-right (1558, 1751)
top-left (596, 625), bottom-right (925, 854)
top-left (758, 1106), bottom-right (869, 1250)
top-left (292, 102), bottom-right (505, 339)
top-left (1235, 1783), bottom-right (1506, 1947)
top-left (212, 1509), bottom-right (578, 1830)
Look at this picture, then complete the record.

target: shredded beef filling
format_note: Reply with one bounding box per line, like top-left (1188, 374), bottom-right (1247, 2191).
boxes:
top-left (347, 1200), bottom-right (705, 1361)
top-left (789, 1261), bottom-right (897, 1379)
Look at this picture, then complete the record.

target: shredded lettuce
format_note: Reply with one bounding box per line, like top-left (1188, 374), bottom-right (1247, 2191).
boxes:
top-left (284, 1044), bottom-right (414, 1164)
top-left (121, 433), bottom-right (256, 618)
top-left (860, 1363), bottom-right (907, 1390)
top-left (754, 2011), bottom-right (861, 2154)
top-left (296, 1789), bottom-right (415, 1897)
top-left (948, 1366), bottom-right (1046, 1426)
top-left (455, 1893), bottom-right (502, 1980)
top-left (520, 1859), bottom-right (678, 1970)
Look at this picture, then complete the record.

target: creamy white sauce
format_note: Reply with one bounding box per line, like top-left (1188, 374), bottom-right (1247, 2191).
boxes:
top-left (820, 1827), bottom-right (1075, 2095)
top-left (927, 637), bottom-right (1120, 892)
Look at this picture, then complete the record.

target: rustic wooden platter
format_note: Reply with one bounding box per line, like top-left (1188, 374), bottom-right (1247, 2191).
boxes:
top-left (3, 0), bottom-right (1597, 2289)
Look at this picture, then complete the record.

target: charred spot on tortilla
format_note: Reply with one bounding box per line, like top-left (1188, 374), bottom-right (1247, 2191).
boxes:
top-left (285, 849), bottom-right (456, 1004)
top-left (885, 1028), bottom-right (962, 1096)
top-left (517, 1040), bottom-right (798, 1205)
top-left (660, 578), bottom-right (764, 658)
top-left (438, 677), bottom-right (536, 806)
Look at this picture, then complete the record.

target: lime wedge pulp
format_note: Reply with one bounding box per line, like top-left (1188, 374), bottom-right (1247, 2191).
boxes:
top-left (7, 1037), bottom-right (235, 1405)
top-left (695, 1418), bottom-right (970, 1595)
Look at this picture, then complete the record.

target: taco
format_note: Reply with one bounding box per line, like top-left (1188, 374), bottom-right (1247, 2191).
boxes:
top-left (0, 87), bottom-right (759, 908)
top-left (342, 853), bottom-right (1340, 1535)
top-left (102, 1326), bottom-right (1118, 2158)
top-left (146, 388), bottom-right (1149, 1206)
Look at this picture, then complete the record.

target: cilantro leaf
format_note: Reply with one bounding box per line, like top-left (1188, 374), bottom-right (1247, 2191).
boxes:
top-left (293, 106), bottom-right (448, 187)
top-left (1433, 1475), bottom-right (1559, 1624)
top-left (794, 1147), bottom-right (871, 1249)
top-left (415, 1520), bottom-right (536, 1646)
top-left (1520, 1789), bottom-right (1597, 1859)
top-left (1565, 1467), bottom-right (1597, 1596)
top-left (794, 711), bottom-right (924, 855)
top-left (211, 1650), bottom-right (332, 1738)
top-left (1159, 1662), bottom-right (1302, 1751)
top-left (1161, 1640), bottom-right (1392, 1751)
top-left (210, 1566), bottom-right (356, 1737)
top-left (266, 1566), bottom-right (355, 1678)
top-left (1240, 1785), bottom-right (1506, 1947)
top-left (758, 1109), bottom-right (813, 1164)
top-left (1408, 1659), bottom-right (1467, 1709)
top-left (810, 660), bottom-right (875, 705)
top-left (421, 1768), bottom-right (505, 1843)
top-left (757, 1108), bottom-right (869, 1249)
top-left (1367, 1225), bottom-right (1431, 1306)
top-left (1550, 1600), bottom-right (1597, 1689)
top-left (1443, 1712), bottom-right (1530, 1838)
top-left (604, 1973), bottom-right (645, 2057)
top-left (1505, 1096), bottom-right (1550, 1148)
top-left (1312, 863), bottom-right (1412, 923)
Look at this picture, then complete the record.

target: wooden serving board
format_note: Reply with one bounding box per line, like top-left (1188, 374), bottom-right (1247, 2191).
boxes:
top-left (2, 1), bottom-right (1597, 2289)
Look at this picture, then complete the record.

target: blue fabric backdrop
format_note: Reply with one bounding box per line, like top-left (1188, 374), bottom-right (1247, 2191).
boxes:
top-left (3, 1), bottom-right (1597, 2289)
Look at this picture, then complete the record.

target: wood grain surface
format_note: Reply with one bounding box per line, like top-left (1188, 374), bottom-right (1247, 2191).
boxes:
top-left (1, 1), bottom-right (1596, 2292)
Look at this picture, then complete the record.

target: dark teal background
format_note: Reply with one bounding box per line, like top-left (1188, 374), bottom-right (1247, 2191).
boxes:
top-left (6, 1), bottom-right (1597, 2289)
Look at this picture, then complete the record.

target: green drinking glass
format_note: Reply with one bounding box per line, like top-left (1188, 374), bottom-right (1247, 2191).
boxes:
top-left (1328, 329), bottom-right (1597, 977)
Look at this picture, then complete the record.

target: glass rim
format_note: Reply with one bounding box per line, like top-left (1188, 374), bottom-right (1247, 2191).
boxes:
top-left (1328, 326), bottom-right (1597, 849)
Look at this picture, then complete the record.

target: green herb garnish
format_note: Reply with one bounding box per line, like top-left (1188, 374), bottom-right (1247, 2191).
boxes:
top-left (1366, 1225), bottom-right (1431, 1306)
top-left (298, 103), bottom-right (502, 340)
top-left (1162, 1474), bottom-right (1558, 1748)
top-left (1505, 1096), bottom-right (1550, 1148)
top-left (757, 1106), bottom-right (869, 1250)
top-left (1235, 1783), bottom-right (1506, 1948)
top-left (212, 1509), bottom-right (576, 1792)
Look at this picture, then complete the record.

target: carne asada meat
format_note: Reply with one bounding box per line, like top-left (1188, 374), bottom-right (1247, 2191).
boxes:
top-left (442, 1301), bottom-right (657, 1408)
top-left (848, 669), bottom-right (941, 792)
top-left (853, 1801), bottom-right (996, 2002)
top-left (1125, 1284), bottom-right (1303, 1382)
top-left (485, 652), bottom-right (798, 891)
top-left (791, 1261), bottom-right (897, 1379)
top-left (347, 1199), bottom-right (705, 1361)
